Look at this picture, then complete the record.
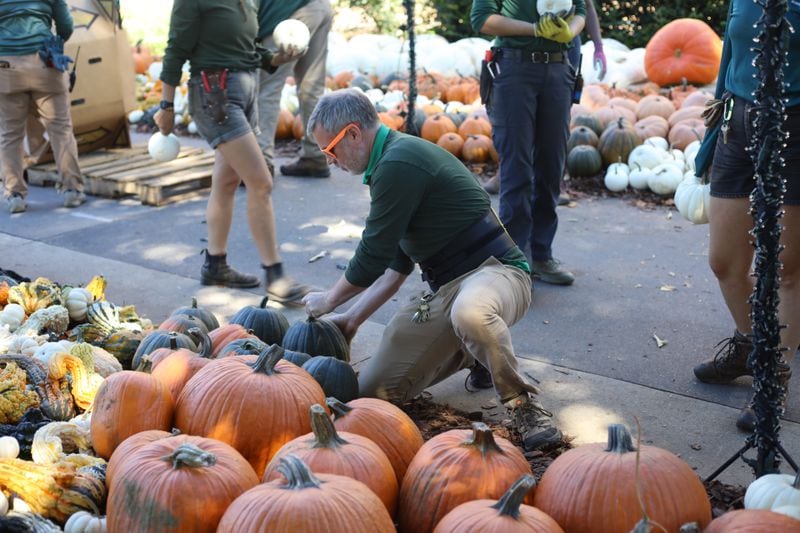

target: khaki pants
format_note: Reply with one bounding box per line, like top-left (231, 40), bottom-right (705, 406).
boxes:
top-left (257, 0), bottom-right (333, 166)
top-left (358, 258), bottom-right (537, 403)
top-left (0, 54), bottom-right (82, 199)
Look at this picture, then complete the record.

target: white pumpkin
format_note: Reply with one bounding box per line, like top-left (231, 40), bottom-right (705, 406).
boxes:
top-left (147, 132), bottom-right (181, 162)
top-left (674, 176), bottom-right (711, 224)
top-left (65, 287), bottom-right (94, 322)
top-left (0, 303), bottom-right (25, 332)
top-left (648, 163), bottom-right (684, 195)
top-left (12, 497), bottom-right (32, 513)
top-left (627, 144), bottom-right (666, 170)
top-left (684, 140), bottom-right (701, 162)
top-left (644, 136), bottom-right (669, 151)
top-left (127, 109), bottom-right (144, 124)
top-left (273, 19), bottom-right (311, 52)
top-left (33, 340), bottom-right (74, 364)
top-left (604, 163), bottom-right (629, 192)
top-left (0, 491), bottom-right (6, 516)
top-left (6, 334), bottom-right (40, 356)
top-left (773, 505), bottom-right (800, 520)
top-left (745, 472), bottom-right (800, 511)
top-left (64, 511), bottom-right (107, 533)
top-left (0, 436), bottom-right (20, 459)
top-left (187, 121), bottom-right (198, 135)
top-left (628, 163), bottom-right (655, 190)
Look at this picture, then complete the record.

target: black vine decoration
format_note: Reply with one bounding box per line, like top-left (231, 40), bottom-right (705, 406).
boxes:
top-left (744, 0), bottom-right (794, 477)
top-left (401, 0), bottom-right (419, 136)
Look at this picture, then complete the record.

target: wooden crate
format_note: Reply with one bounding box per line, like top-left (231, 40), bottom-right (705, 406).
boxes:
top-left (27, 144), bottom-right (215, 206)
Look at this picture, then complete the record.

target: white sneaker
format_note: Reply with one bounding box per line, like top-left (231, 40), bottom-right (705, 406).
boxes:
top-left (7, 194), bottom-right (26, 213)
top-left (63, 189), bottom-right (86, 208)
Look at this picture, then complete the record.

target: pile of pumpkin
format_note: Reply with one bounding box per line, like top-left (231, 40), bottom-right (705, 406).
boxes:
top-left (3, 271), bottom-right (799, 531)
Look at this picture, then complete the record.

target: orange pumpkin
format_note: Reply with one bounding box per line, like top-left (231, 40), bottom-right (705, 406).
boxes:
top-left (106, 429), bottom-right (175, 485)
top-left (275, 109), bottom-right (295, 140)
top-left (292, 113), bottom-right (305, 140)
top-left (174, 345), bottom-right (326, 477)
top-left (644, 18), bottom-right (723, 86)
top-left (668, 118), bottom-right (706, 150)
top-left (326, 397), bottom-right (424, 484)
top-left (334, 71), bottom-right (355, 89)
top-left (680, 90), bottom-right (715, 109)
top-left (433, 475), bottom-right (564, 533)
top-left (421, 113), bottom-right (457, 143)
top-left (437, 132), bottom-right (465, 158)
top-left (593, 104), bottom-right (637, 130)
top-left (398, 423), bottom-right (534, 533)
top-left (579, 84), bottom-right (609, 110)
top-left (89, 371), bottom-right (174, 459)
top-left (207, 324), bottom-right (256, 358)
top-left (131, 39), bottom-right (153, 75)
top-left (668, 105), bottom-right (704, 127)
top-left (218, 455), bottom-right (395, 533)
top-left (107, 435), bottom-right (259, 533)
top-left (462, 134), bottom-right (497, 163)
top-left (379, 111), bottom-right (404, 131)
top-left (704, 509), bottom-right (800, 532)
top-left (635, 94), bottom-right (676, 120)
top-left (533, 424), bottom-right (712, 532)
top-left (608, 97), bottom-right (638, 114)
top-left (458, 114), bottom-right (492, 139)
top-left (634, 115), bottom-right (670, 141)
top-left (263, 404), bottom-right (398, 515)
top-left (151, 349), bottom-right (214, 402)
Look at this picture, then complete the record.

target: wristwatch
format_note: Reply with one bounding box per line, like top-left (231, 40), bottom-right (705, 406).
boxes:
top-left (159, 100), bottom-right (174, 110)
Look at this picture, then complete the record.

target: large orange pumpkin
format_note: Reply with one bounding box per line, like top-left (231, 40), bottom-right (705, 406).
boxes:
top-left (218, 455), bottom-right (395, 533)
top-left (107, 435), bottom-right (259, 533)
top-left (704, 509), bottom-right (800, 532)
top-left (150, 349), bottom-right (214, 401)
top-left (458, 114), bottom-right (492, 139)
top-left (462, 134), bottom-right (497, 163)
top-left (634, 115), bottom-right (670, 141)
top-left (326, 397), bottom-right (424, 484)
top-left (174, 345), bottom-right (326, 477)
top-left (275, 109), bottom-right (295, 140)
top-left (532, 424), bottom-right (712, 532)
top-left (398, 422), bottom-right (534, 532)
top-left (433, 475), bottom-right (564, 533)
top-left (263, 404), bottom-right (398, 515)
top-left (644, 18), bottom-right (723, 86)
top-left (207, 324), bottom-right (256, 358)
top-left (437, 132), bottom-right (465, 158)
top-left (106, 429), bottom-right (175, 485)
top-left (421, 113), bottom-right (457, 143)
top-left (90, 371), bottom-right (174, 459)
top-left (668, 118), bottom-right (706, 150)
top-left (635, 94), bottom-right (676, 121)
top-left (131, 39), bottom-right (153, 75)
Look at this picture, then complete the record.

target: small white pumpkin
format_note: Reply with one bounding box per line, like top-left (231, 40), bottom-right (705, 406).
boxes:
top-left (6, 335), bottom-right (40, 356)
top-left (604, 163), bottom-right (630, 192)
top-left (0, 436), bottom-right (20, 459)
top-left (65, 287), bottom-right (94, 322)
top-left (0, 491), bottom-right (7, 516)
top-left (147, 132), bottom-right (181, 162)
top-left (127, 109), bottom-right (144, 124)
top-left (674, 176), bottom-right (711, 224)
top-left (628, 163), bottom-right (655, 190)
top-left (684, 140), bottom-right (701, 165)
top-left (273, 18), bottom-right (311, 52)
top-left (64, 511), bottom-right (107, 533)
top-left (12, 497), bottom-right (32, 513)
top-left (644, 135), bottom-right (669, 151)
top-left (0, 303), bottom-right (25, 332)
top-left (648, 163), bottom-right (684, 195)
top-left (627, 144), bottom-right (666, 170)
top-left (187, 120), bottom-right (199, 135)
top-left (745, 472), bottom-right (800, 511)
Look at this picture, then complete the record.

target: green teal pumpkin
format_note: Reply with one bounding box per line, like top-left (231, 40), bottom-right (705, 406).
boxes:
top-left (132, 330), bottom-right (198, 372)
top-left (170, 297), bottom-right (220, 331)
top-left (218, 337), bottom-right (270, 357)
top-left (229, 297), bottom-right (290, 346)
top-left (302, 356), bottom-right (359, 403)
top-left (567, 126), bottom-right (599, 152)
top-left (566, 145), bottom-right (603, 178)
top-left (598, 117), bottom-right (642, 166)
top-left (282, 349), bottom-right (312, 367)
top-left (282, 317), bottom-right (350, 362)
top-left (570, 113), bottom-right (604, 136)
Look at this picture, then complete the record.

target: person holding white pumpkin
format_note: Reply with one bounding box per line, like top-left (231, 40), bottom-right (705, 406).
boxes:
top-left (471, 0), bottom-right (586, 286)
top-left (0, 0), bottom-right (85, 213)
top-left (155, 0), bottom-right (310, 302)
top-left (256, 0), bottom-right (333, 178)
top-left (692, 0), bottom-right (800, 431)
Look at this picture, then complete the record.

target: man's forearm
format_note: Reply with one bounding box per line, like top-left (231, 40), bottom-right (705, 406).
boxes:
top-left (340, 269), bottom-right (407, 330)
top-left (585, 0), bottom-right (602, 45)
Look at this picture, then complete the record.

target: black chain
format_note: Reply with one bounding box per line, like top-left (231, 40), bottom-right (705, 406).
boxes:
top-left (745, 0), bottom-right (791, 478)
top-left (401, 0), bottom-right (419, 136)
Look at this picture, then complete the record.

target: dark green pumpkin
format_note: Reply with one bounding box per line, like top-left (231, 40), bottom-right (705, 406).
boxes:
top-left (570, 113), bottom-right (604, 137)
top-left (229, 296), bottom-right (290, 346)
top-left (170, 297), bottom-right (220, 331)
top-left (217, 337), bottom-right (269, 357)
top-left (567, 125), bottom-right (599, 153)
top-left (302, 356), bottom-right (359, 403)
top-left (131, 329), bottom-right (198, 372)
top-left (158, 313), bottom-right (209, 335)
top-left (282, 317), bottom-right (350, 362)
top-left (281, 349), bottom-right (312, 367)
top-left (566, 145), bottom-right (603, 178)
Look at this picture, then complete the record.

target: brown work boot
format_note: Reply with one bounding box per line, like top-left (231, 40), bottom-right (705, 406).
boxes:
top-left (280, 157), bottom-right (330, 178)
top-left (465, 360), bottom-right (493, 391)
top-left (200, 250), bottom-right (260, 288)
top-left (483, 174), bottom-right (499, 195)
top-left (736, 361), bottom-right (792, 432)
top-left (531, 258), bottom-right (575, 286)
top-left (693, 331), bottom-right (753, 384)
top-left (263, 262), bottom-right (310, 305)
top-left (505, 393), bottom-right (563, 451)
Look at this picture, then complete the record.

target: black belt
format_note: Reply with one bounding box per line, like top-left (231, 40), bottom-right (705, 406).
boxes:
top-left (497, 48), bottom-right (567, 64)
top-left (419, 211), bottom-right (517, 292)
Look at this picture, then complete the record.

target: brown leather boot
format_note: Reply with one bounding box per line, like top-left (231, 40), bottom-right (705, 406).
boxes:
top-left (200, 250), bottom-right (259, 288)
top-left (693, 331), bottom-right (753, 383)
top-left (280, 157), bottom-right (330, 178)
top-left (736, 361), bottom-right (792, 432)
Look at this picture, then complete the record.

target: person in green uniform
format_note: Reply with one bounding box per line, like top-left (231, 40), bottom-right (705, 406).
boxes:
top-left (155, 0), bottom-right (308, 302)
top-left (302, 88), bottom-right (563, 452)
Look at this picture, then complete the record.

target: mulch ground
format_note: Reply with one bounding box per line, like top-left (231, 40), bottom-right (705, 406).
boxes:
top-left (401, 394), bottom-right (745, 517)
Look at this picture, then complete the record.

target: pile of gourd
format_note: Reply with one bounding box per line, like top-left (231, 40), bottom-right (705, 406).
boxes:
top-left (3, 270), bottom-right (798, 530)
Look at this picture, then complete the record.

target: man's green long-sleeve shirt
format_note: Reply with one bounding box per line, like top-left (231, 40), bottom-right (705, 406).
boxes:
top-left (0, 0), bottom-right (73, 56)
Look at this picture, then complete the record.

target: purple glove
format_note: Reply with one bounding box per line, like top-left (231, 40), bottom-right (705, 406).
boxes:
top-left (593, 46), bottom-right (607, 80)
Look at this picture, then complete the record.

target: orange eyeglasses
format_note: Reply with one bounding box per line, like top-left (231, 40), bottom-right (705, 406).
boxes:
top-left (321, 122), bottom-right (358, 160)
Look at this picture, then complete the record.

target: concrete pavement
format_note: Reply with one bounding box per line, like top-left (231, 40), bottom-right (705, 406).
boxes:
top-left (1, 134), bottom-right (797, 487)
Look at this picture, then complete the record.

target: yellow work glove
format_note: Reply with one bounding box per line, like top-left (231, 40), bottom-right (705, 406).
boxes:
top-left (539, 16), bottom-right (574, 44)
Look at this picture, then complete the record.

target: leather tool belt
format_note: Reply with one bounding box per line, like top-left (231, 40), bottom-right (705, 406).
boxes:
top-left (419, 210), bottom-right (516, 292)
top-left (498, 48), bottom-right (567, 64)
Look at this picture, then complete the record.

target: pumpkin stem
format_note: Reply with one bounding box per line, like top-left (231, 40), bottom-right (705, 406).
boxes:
top-left (277, 454), bottom-right (323, 490)
top-left (259, 296), bottom-right (270, 309)
top-left (168, 335), bottom-right (177, 350)
top-left (161, 443), bottom-right (217, 469)
top-left (325, 397), bottom-right (353, 419)
top-left (491, 474), bottom-right (536, 519)
top-left (309, 404), bottom-right (346, 448)
top-left (794, 470), bottom-right (800, 489)
top-left (187, 327), bottom-right (212, 358)
top-left (250, 344), bottom-right (285, 375)
top-left (190, 296), bottom-right (199, 309)
top-left (605, 424), bottom-right (637, 454)
top-left (464, 422), bottom-right (503, 455)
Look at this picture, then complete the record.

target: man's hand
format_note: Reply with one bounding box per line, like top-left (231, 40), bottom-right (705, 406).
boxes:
top-left (593, 47), bottom-right (607, 80)
top-left (538, 16), bottom-right (574, 44)
top-left (303, 290), bottom-right (334, 319)
top-left (154, 109), bottom-right (174, 135)
top-left (326, 313), bottom-right (358, 343)
top-left (270, 44), bottom-right (307, 67)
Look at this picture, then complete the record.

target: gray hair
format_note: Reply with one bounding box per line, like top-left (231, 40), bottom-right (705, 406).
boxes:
top-left (307, 88), bottom-right (379, 139)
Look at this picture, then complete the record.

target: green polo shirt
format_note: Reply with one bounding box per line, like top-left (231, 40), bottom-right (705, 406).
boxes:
top-left (345, 126), bottom-right (529, 288)
top-left (257, 0), bottom-right (310, 40)
top-left (470, 0), bottom-right (587, 53)
top-left (161, 0), bottom-right (266, 86)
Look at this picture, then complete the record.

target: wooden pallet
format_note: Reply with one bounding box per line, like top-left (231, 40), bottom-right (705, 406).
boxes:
top-left (27, 145), bottom-right (215, 206)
